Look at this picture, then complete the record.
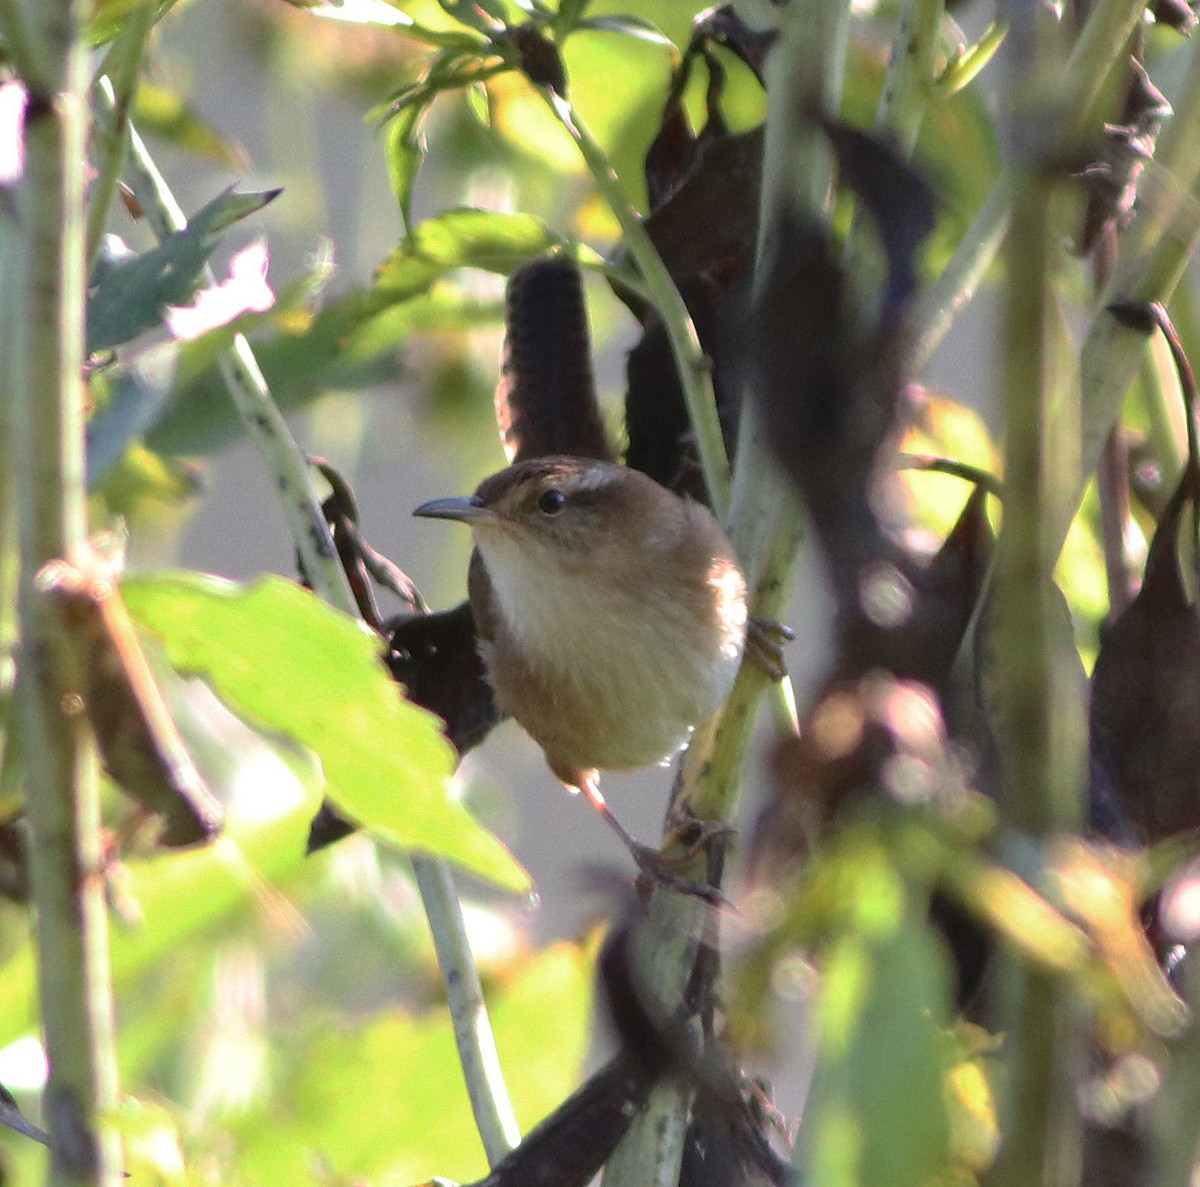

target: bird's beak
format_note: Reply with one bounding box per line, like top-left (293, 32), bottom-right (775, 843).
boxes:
top-left (413, 495), bottom-right (495, 524)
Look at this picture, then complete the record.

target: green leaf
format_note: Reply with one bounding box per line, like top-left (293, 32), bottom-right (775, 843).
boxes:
top-left (397, 206), bottom-right (565, 272)
top-left (554, 0), bottom-right (591, 36)
top-left (89, 257), bottom-right (334, 472)
top-left (87, 347), bottom-right (181, 485)
top-left (577, 14), bottom-right (673, 45)
top-left (0, 804), bottom-right (319, 1048)
top-left (121, 573), bottom-right (528, 891)
top-left (201, 188), bottom-right (283, 235)
top-left (386, 100), bottom-right (428, 233)
top-left (805, 849), bottom-right (953, 1187)
top-left (437, 0), bottom-right (509, 33)
top-left (304, 0), bottom-right (488, 48)
top-left (379, 50), bottom-right (508, 129)
top-left (86, 187), bottom-right (281, 354)
top-left (226, 938), bottom-right (596, 1185)
top-left (88, 0), bottom-right (175, 46)
top-left (138, 210), bottom-right (549, 458)
top-left (161, 250), bottom-right (336, 384)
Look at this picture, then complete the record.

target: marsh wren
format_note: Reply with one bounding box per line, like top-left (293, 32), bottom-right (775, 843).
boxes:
top-left (415, 455), bottom-right (748, 885)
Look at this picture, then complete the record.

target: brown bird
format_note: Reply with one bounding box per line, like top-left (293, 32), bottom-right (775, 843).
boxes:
top-left (414, 455), bottom-right (748, 886)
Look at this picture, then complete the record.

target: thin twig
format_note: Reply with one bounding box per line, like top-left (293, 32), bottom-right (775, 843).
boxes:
top-left (412, 859), bottom-right (521, 1162)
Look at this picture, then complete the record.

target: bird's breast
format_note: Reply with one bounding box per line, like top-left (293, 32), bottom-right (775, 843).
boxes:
top-left (474, 541), bottom-right (746, 774)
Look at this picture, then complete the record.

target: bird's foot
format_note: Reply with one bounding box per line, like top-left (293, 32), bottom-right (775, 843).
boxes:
top-left (662, 817), bottom-right (736, 861)
top-left (627, 821), bottom-right (735, 906)
top-left (576, 771), bottom-right (732, 905)
top-left (627, 842), bottom-right (730, 906)
top-left (746, 616), bottom-right (795, 681)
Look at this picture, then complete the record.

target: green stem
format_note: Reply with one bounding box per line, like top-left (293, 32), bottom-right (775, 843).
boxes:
top-left (412, 859), bottom-right (520, 1162)
top-left (1134, 329), bottom-right (1188, 497)
top-left (874, 0), bottom-right (944, 155)
top-left (113, 102), bottom-right (519, 1164)
top-left (911, 172), bottom-right (1010, 371)
top-left (86, 4), bottom-right (155, 269)
top-left (987, 19), bottom-right (1086, 1187)
top-left (9, 0), bottom-right (121, 1182)
top-left (1149, 953), bottom-right (1200, 1187)
top-left (0, 121), bottom-right (19, 817)
top-left (541, 89), bottom-right (731, 518)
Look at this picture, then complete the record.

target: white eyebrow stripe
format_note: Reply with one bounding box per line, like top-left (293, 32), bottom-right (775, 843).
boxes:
top-left (564, 468), bottom-right (616, 495)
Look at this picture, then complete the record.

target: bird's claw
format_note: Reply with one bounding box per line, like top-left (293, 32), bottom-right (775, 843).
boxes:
top-left (627, 822), bottom-right (735, 907)
top-left (746, 616), bottom-right (794, 681)
top-left (663, 818), bottom-right (736, 860)
top-left (629, 844), bottom-right (730, 906)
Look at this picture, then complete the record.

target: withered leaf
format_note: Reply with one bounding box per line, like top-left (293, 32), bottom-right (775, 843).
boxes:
top-left (1090, 465), bottom-right (1200, 842)
top-left (685, 4), bottom-right (776, 85)
top-left (1148, 0), bottom-right (1198, 35)
top-left (41, 555), bottom-right (223, 848)
top-left (1078, 57), bottom-right (1172, 254)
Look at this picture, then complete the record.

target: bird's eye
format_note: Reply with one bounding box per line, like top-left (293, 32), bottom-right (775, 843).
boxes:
top-left (538, 488), bottom-right (567, 515)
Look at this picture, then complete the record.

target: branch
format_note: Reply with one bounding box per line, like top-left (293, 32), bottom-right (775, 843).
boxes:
top-left (987, 11), bottom-right (1087, 1185)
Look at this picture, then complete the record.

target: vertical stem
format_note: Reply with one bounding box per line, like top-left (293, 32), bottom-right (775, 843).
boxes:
top-left (874, 0), bottom-right (944, 156)
top-left (602, 2), bottom-right (842, 1182)
top-left (8, 0), bottom-right (122, 1181)
top-left (0, 97), bottom-right (20, 807)
top-left (1149, 954), bottom-right (1200, 1187)
top-left (987, 10), bottom-right (1085, 1187)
